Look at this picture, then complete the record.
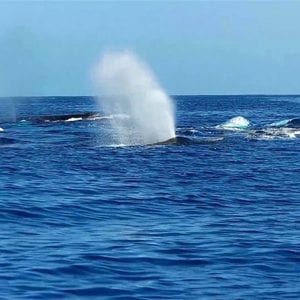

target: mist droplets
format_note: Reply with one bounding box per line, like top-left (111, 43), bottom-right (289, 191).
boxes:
top-left (93, 51), bottom-right (175, 145)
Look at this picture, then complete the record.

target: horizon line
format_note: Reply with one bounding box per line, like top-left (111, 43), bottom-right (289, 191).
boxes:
top-left (1, 93), bottom-right (300, 99)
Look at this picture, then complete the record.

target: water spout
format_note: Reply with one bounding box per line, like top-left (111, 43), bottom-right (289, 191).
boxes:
top-left (93, 51), bottom-right (175, 146)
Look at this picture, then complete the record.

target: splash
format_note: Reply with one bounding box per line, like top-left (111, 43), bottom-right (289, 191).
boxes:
top-left (93, 51), bottom-right (175, 145)
top-left (217, 116), bottom-right (250, 130)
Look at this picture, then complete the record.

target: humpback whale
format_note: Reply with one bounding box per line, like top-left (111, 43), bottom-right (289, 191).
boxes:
top-left (149, 136), bottom-right (223, 146)
top-left (269, 118), bottom-right (300, 128)
top-left (150, 136), bottom-right (194, 146)
top-left (287, 118), bottom-right (300, 128)
top-left (18, 112), bottom-right (102, 123)
top-left (215, 116), bottom-right (300, 139)
top-left (248, 118), bottom-right (300, 139)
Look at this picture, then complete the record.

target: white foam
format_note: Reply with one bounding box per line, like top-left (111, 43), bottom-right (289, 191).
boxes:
top-left (217, 116), bottom-right (250, 130)
top-left (0, 128), bottom-right (4, 132)
top-left (282, 128), bottom-right (299, 139)
top-left (65, 117), bottom-right (83, 122)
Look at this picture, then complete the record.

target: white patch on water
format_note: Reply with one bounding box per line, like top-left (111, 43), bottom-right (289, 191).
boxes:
top-left (93, 50), bottom-right (176, 146)
top-left (217, 116), bottom-right (250, 130)
top-left (293, 130), bottom-right (300, 138)
top-left (281, 128), bottom-right (300, 139)
top-left (190, 129), bottom-right (198, 133)
top-left (65, 117), bottom-right (83, 122)
top-left (0, 128), bottom-right (4, 132)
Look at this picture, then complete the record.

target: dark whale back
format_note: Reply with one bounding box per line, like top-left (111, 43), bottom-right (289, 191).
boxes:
top-left (149, 136), bottom-right (193, 146)
top-left (149, 136), bottom-right (223, 146)
top-left (18, 112), bottom-right (101, 123)
top-left (286, 118), bottom-right (300, 128)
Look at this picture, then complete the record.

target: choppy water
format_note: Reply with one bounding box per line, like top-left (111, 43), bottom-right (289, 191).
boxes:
top-left (0, 95), bottom-right (299, 299)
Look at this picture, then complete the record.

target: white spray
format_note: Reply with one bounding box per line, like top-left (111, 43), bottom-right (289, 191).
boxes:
top-left (93, 51), bottom-right (176, 145)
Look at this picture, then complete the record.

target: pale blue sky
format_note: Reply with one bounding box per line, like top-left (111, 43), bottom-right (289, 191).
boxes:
top-left (0, 1), bottom-right (300, 96)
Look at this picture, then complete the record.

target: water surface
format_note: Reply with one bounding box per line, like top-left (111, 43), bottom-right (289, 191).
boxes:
top-left (0, 95), bottom-right (299, 299)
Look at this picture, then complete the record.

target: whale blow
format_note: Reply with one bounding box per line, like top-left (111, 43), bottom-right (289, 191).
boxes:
top-left (93, 51), bottom-right (176, 146)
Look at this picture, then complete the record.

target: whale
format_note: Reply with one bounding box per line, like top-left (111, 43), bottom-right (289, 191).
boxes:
top-left (18, 112), bottom-right (102, 123)
top-left (287, 118), bottom-right (300, 128)
top-left (268, 118), bottom-right (300, 128)
top-left (149, 136), bottom-right (224, 146)
top-left (215, 116), bottom-right (300, 140)
top-left (150, 136), bottom-right (194, 146)
top-left (248, 118), bottom-right (300, 139)
top-left (0, 112), bottom-right (101, 125)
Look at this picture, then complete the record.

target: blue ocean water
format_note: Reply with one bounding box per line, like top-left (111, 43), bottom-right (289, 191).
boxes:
top-left (0, 95), bottom-right (299, 299)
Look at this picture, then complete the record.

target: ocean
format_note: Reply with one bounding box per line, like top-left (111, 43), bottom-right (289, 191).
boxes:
top-left (0, 95), bottom-right (299, 299)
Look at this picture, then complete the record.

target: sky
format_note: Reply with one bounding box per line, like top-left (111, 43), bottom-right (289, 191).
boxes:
top-left (0, 1), bottom-right (300, 96)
